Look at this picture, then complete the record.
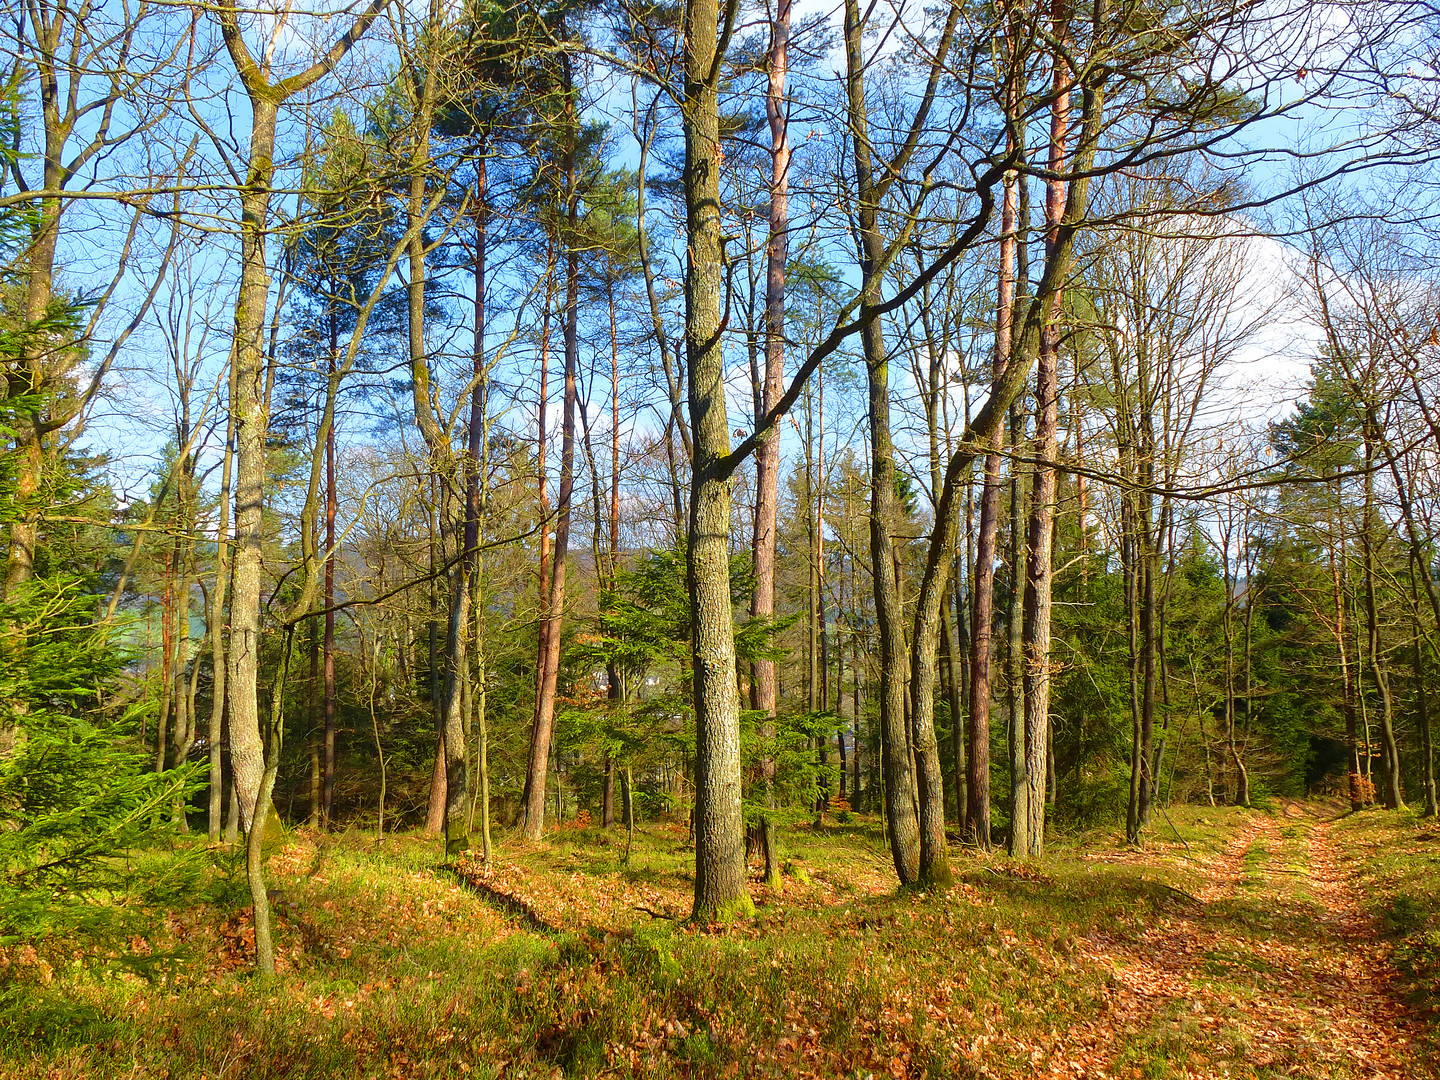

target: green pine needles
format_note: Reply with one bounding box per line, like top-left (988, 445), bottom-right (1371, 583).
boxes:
top-left (0, 577), bottom-right (198, 947)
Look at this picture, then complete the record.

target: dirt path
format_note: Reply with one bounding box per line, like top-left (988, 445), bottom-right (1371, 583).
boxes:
top-left (1073, 806), bottom-right (1432, 1079)
top-left (1301, 812), bottom-right (1429, 1076)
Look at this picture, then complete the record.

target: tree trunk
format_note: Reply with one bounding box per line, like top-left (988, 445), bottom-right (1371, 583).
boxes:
top-left (609, 280), bottom-right (621, 585)
top-left (1125, 499), bottom-right (1144, 837)
top-left (1416, 637), bottom-right (1437, 817)
top-left (171, 496), bottom-right (199, 829)
top-left (807, 402), bottom-right (819, 715)
top-left (1361, 416), bottom-right (1403, 810)
top-left (218, 0), bottom-right (385, 972)
top-left (685, 0), bottom-right (751, 920)
top-left (1019, 350), bottom-right (1058, 858)
top-left (424, 489), bottom-right (446, 834)
top-left (1383, 435), bottom-right (1440, 815)
top-left (225, 93), bottom-right (280, 844)
top-left (402, 31), bottom-right (469, 853)
top-left (225, 771), bottom-right (239, 844)
top-left (1015, 5), bottom-right (1071, 858)
top-left (603, 754), bottom-right (616, 827)
top-left (308, 572), bottom-right (321, 830)
top-left (939, 594), bottom-right (962, 821)
top-left (1137, 492), bottom-right (1158, 830)
top-left (845, 0), bottom-right (920, 885)
top-left (156, 547), bottom-right (175, 777)
top-left (761, 815), bottom-right (779, 886)
top-left (226, 95), bottom-right (276, 944)
top-left (967, 146), bottom-right (1020, 849)
top-left (468, 148), bottom-right (493, 862)
top-left (750, 0), bottom-right (790, 761)
top-left (604, 265), bottom-right (623, 833)
top-left (521, 108), bottom-right (579, 840)
top-left (206, 373), bottom-right (236, 841)
top-left (308, 714), bottom-right (321, 827)
top-left (323, 346), bottom-right (338, 828)
top-left (1007, 400), bottom-right (1028, 855)
top-left (534, 238), bottom-right (554, 733)
top-left (1332, 515), bottom-right (1363, 809)
top-left (622, 766), bottom-right (635, 862)
top-left (2, 108), bottom-right (63, 598)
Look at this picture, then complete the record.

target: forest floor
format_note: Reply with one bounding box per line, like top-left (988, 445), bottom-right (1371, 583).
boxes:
top-left (4, 800), bottom-right (1440, 1079)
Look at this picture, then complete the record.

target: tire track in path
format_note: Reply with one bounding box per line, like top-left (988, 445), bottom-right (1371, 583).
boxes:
top-left (1074, 805), bottom-right (1433, 1078)
top-left (1299, 809), bottom-right (1430, 1078)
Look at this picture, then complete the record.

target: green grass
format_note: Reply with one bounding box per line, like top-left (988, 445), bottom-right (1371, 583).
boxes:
top-left (1, 805), bottom-right (1436, 1078)
top-left (1336, 806), bottom-right (1440, 1024)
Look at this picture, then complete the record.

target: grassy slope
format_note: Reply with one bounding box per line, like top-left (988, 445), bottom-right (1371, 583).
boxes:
top-left (2, 805), bottom-right (1437, 1079)
top-left (1339, 806), bottom-right (1440, 1026)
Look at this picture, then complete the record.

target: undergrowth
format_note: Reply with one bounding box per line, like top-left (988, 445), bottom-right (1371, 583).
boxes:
top-left (0, 806), bottom-right (1434, 1079)
top-left (1343, 807), bottom-right (1440, 1024)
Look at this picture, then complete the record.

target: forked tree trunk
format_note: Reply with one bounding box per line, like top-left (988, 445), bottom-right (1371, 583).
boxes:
top-left (902, 307), bottom-right (968, 884)
top-left (3, 0), bottom-right (179, 601)
top-left (3, 52), bottom-right (65, 599)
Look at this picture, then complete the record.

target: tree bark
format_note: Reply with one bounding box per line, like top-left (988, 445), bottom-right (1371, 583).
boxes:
top-left (534, 237), bottom-right (554, 727)
top-left (1007, 166), bottom-right (1031, 857)
top-left (939, 590), bottom-right (963, 822)
top-left (400, 4), bottom-right (469, 852)
top-left (1016, 2), bottom-right (1071, 858)
top-left (1361, 416), bottom-right (1403, 810)
top-left (323, 340), bottom-right (338, 828)
top-left (1332, 507), bottom-right (1363, 809)
top-left (1416, 636), bottom-right (1437, 817)
top-left (967, 148), bottom-right (1019, 849)
top-left (521, 108), bottom-right (579, 840)
top-left (467, 147), bottom-right (493, 860)
top-left (223, 87), bottom-right (280, 854)
top-left (424, 487), bottom-right (446, 834)
top-left (845, 0), bottom-right (920, 885)
top-left (750, 0), bottom-right (790, 757)
top-left (684, 0), bottom-right (751, 920)
top-left (207, 369), bottom-right (236, 840)
top-left (1008, 403), bottom-right (1028, 855)
top-left (222, 71), bottom-right (279, 957)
